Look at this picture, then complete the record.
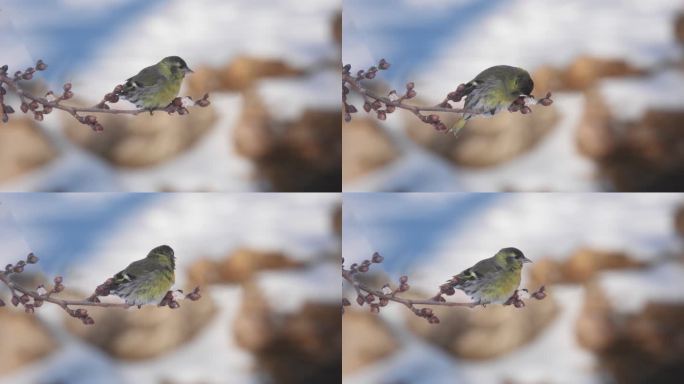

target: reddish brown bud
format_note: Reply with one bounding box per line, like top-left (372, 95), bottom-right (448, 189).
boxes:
top-left (54, 276), bottom-right (63, 284)
top-left (363, 102), bottom-right (371, 112)
top-left (378, 59), bottom-right (390, 70)
top-left (377, 111), bottom-right (386, 121)
top-left (399, 275), bottom-right (408, 284)
top-left (356, 295), bottom-right (365, 306)
top-left (371, 252), bottom-right (384, 263)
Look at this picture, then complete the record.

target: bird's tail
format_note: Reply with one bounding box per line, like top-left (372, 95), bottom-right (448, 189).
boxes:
top-left (449, 114), bottom-right (470, 137)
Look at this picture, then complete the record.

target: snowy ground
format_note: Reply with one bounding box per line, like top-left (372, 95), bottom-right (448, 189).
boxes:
top-left (0, 193), bottom-right (340, 383)
top-left (342, 193), bottom-right (684, 384)
top-left (342, 0), bottom-right (684, 192)
top-left (0, 0), bottom-right (340, 192)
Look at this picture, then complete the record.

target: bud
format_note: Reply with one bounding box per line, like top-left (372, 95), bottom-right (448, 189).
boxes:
top-left (36, 60), bottom-right (47, 71)
top-left (378, 59), bottom-right (390, 70)
top-left (63, 83), bottom-right (72, 91)
top-left (363, 102), bottom-right (371, 113)
top-left (356, 294), bottom-right (365, 306)
top-left (342, 298), bottom-right (351, 306)
top-left (11, 296), bottom-right (19, 306)
top-left (371, 252), bottom-right (384, 263)
top-left (54, 276), bottom-right (63, 284)
top-left (377, 111), bottom-right (386, 121)
top-left (399, 275), bottom-right (408, 284)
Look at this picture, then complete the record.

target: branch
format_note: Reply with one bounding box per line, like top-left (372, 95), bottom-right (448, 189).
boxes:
top-left (342, 59), bottom-right (553, 132)
top-left (342, 252), bottom-right (547, 324)
top-left (0, 60), bottom-right (211, 131)
top-left (0, 252), bottom-right (202, 325)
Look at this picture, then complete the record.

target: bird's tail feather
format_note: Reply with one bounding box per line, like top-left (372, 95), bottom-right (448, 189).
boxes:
top-left (449, 114), bottom-right (470, 136)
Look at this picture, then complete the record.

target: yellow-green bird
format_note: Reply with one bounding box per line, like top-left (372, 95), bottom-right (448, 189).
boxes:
top-left (120, 56), bottom-right (193, 110)
top-left (445, 247), bottom-right (532, 305)
top-left (451, 65), bottom-right (534, 135)
top-left (110, 245), bottom-right (175, 307)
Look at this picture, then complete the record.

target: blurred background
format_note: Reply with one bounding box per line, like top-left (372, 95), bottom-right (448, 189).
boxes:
top-left (0, 0), bottom-right (341, 192)
top-left (342, 0), bottom-right (684, 192)
top-left (0, 193), bottom-right (341, 384)
top-left (343, 193), bottom-right (684, 384)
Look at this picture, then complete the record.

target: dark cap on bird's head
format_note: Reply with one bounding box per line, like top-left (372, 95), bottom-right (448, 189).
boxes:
top-left (517, 73), bottom-right (534, 96)
top-left (161, 56), bottom-right (193, 74)
top-left (149, 244), bottom-right (174, 258)
top-left (500, 247), bottom-right (532, 263)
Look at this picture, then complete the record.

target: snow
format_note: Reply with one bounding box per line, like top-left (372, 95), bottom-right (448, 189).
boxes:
top-left (0, 0), bottom-right (339, 192)
top-left (343, 193), bottom-right (684, 383)
top-left (342, 0), bottom-right (684, 192)
top-left (0, 193), bottom-right (339, 383)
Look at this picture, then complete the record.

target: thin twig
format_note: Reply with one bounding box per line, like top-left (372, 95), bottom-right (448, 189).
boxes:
top-left (342, 59), bottom-right (553, 132)
top-left (0, 60), bottom-right (211, 131)
top-left (342, 252), bottom-right (547, 324)
top-left (0, 252), bottom-right (202, 325)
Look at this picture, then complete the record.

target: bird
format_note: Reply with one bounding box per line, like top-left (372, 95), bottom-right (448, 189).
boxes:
top-left (109, 245), bottom-right (175, 307)
top-left (120, 56), bottom-right (193, 110)
top-left (451, 65), bottom-right (534, 135)
top-left (444, 247), bottom-right (532, 306)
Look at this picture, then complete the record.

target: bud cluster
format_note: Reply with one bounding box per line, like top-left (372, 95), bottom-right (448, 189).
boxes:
top-left (1, 60), bottom-right (211, 131)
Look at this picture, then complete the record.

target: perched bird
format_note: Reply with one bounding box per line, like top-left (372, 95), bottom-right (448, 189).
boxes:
top-left (445, 247), bottom-right (532, 305)
top-left (120, 56), bottom-right (193, 110)
top-left (110, 245), bottom-right (175, 307)
top-left (451, 65), bottom-right (534, 135)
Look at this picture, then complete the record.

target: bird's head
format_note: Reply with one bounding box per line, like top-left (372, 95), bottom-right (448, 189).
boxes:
top-left (512, 69), bottom-right (534, 96)
top-left (495, 247), bottom-right (532, 270)
top-left (147, 245), bottom-right (175, 270)
top-left (161, 56), bottom-right (194, 75)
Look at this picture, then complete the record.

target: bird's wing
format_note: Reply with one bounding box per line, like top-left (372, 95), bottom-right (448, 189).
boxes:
top-left (451, 256), bottom-right (504, 285)
top-left (113, 258), bottom-right (157, 283)
top-left (126, 65), bottom-right (166, 88)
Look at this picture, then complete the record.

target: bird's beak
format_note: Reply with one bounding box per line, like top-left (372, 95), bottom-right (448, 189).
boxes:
top-left (184, 67), bottom-right (194, 74)
top-left (522, 256), bottom-right (533, 264)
